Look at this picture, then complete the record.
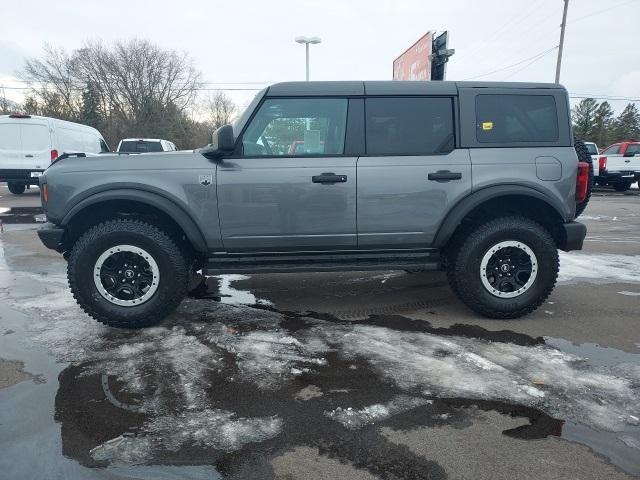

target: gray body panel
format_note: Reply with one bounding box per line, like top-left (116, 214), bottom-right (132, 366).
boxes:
top-left (216, 157), bottom-right (357, 251)
top-left (356, 149), bottom-right (472, 247)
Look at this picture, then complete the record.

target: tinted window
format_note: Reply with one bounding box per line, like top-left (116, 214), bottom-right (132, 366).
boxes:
top-left (476, 94), bottom-right (558, 143)
top-left (242, 98), bottom-right (348, 156)
top-left (365, 97), bottom-right (454, 155)
top-left (99, 138), bottom-right (110, 153)
top-left (602, 144), bottom-right (621, 155)
top-left (626, 144), bottom-right (640, 156)
top-left (0, 124), bottom-right (21, 150)
top-left (119, 140), bottom-right (164, 153)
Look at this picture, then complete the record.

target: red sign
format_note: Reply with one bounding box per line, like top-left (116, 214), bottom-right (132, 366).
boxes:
top-left (393, 32), bottom-right (433, 81)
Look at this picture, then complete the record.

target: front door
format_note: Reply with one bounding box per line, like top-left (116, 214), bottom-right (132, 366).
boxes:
top-left (217, 97), bottom-right (357, 252)
top-left (357, 96), bottom-right (472, 248)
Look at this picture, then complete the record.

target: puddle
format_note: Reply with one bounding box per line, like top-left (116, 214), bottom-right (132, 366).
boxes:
top-left (1, 240), bottom-right (639, 477)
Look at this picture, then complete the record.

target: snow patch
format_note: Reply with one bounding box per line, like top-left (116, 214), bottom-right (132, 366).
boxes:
top-left (325, 396), bottom-right (429, 430)
top-left (559, 252), bottom-right (640, 284)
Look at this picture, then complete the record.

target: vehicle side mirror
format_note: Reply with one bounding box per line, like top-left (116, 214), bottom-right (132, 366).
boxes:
top-left (623, 150), bottom-right (636, 157)
top-left (202, 124), bottom-right (235, 158)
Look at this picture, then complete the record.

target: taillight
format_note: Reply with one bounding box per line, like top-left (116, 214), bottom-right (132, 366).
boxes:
top-left (50, 149), bottom-right (59, 162)
top-left (576, 162), bottom-right (589, 203)
top-left (598, 155), bottom-right (607, 173)
top-left (41, 183), bottom-right (48, 203)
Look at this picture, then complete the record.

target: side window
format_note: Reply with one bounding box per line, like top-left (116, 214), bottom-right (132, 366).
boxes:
top-left (602, 144), bottom-right (621, 155)
top-left (365, 97), bottom-right (454, 155)
top-left (476, 94), bottom-right (559, 143)
top-left (99, 138), bottom-right (110, 153)
top-left (626, 144), bottom-right (640, 156)
top-left (242, 98), bottom-right (348, 156)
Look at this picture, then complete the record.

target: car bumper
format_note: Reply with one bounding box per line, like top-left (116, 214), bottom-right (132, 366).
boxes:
top-left (560, 221), bottom-right (586, 252)
top-left (37, 224), bottom-right (65, 252)
top-left (598, 171), bottom-right (640, 182)
top-left (0, 169), bottom-right (45, 183)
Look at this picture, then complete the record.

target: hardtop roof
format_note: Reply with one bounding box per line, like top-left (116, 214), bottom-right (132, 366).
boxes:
top-left (265, 80), bottom-right (565, 97)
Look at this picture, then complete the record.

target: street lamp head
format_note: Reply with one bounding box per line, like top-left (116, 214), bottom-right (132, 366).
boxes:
top-left (295, 36), bottom-right (322, 44)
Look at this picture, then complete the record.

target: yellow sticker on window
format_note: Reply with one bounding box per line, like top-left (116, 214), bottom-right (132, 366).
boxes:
top-left (482, 121), bottom-right (494, 131)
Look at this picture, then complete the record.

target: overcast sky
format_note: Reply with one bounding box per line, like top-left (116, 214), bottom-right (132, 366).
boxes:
top-left (1, 0), bottom-right (638, 113)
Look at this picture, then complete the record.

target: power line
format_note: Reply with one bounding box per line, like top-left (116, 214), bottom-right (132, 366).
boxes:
top-left (568, 0), bottom-right (638, 23)
top-left (461, 46), bottom-right (558, 80)
top-left (503, 48), bottom-right (556, 80)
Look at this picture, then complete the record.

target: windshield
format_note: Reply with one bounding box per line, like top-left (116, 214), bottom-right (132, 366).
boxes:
top-left (118, 140), bottom-right (164, 153)
top-left (585, 143), bottom-right (598, 155)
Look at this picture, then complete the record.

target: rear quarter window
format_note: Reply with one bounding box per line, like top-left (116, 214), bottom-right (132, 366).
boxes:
top-left (476, 94), bottom-right (559, 143)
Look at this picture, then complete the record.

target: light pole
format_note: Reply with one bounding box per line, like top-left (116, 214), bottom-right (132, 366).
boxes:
top-left (295, 36), bottom-right (321, 81)
top-left (555, 0), bottom-right (569, 83)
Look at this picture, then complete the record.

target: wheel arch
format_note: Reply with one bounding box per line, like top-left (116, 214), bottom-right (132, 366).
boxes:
top-left (434, 185), bottom-right (569, 249)
top-left (61, 189), bottom-right (208, 254)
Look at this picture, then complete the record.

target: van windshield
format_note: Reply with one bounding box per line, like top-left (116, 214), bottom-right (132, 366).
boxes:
top-left (119, 140), bottom-right (164, 153)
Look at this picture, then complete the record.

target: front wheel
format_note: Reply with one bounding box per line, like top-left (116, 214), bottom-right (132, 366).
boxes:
top-left (446, 216), bottom-right (559, 319)
top-left (67, 219), bottom-right (190, 328)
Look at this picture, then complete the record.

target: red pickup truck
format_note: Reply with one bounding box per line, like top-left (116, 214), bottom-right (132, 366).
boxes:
top-left (595, 140), bottom-right (640, 191)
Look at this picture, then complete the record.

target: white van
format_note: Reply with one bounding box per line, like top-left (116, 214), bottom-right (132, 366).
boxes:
top-left (0, 113), bottom-right (109, 194)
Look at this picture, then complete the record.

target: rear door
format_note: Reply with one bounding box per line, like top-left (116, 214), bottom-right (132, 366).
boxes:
top-left (0, 120), bottom-right (51, 171)
top-left (216, 96), bottom-right (357, 251)
top-left (356, 96), bottom-right (471, 248)
top-left (605, 143), bottom-right (640, 173)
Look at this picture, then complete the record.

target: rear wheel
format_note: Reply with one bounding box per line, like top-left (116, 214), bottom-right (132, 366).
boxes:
top-left (614, 182), bottom-right (631, 192)
top-left (446, 216), bottom-right (558, 319)
top-left (7, 182), bottom-right (25, 195)
top-left (67, 219), bottom-right (190, 328)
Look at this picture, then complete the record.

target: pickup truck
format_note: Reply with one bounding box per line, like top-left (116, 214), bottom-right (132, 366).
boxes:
top-left (595, 140), bottom-right (640, 191)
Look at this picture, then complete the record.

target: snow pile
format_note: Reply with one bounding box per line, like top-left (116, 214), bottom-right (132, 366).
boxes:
top-left (559, 252), bottom-right (640, 284)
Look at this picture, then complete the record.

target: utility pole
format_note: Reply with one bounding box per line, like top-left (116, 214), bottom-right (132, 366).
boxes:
top-left (555, 0), bottom-right (569, 83)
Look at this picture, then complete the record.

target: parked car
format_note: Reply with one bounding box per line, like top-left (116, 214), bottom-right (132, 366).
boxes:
top-left (594, 140), bottom-right (640, 191)
top-left (0, 114), bottom-right (109, 194)
top-left (116, 138), bottom-right (177, 153)
top-left (37, 80), bottom-right (588, 328)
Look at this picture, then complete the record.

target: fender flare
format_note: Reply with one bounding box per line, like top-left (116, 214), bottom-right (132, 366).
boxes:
top-left (433, 185), bottom-right (568, 248)
top-left (61, 189), bottom-right (208, 253)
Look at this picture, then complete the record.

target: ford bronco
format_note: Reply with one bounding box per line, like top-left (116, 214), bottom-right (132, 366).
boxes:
top-left (36, 81), bottom-right (588, 328)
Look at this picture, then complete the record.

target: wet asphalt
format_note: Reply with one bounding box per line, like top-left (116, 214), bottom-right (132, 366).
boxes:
top-left (0, 183), bottom-right (639, 480)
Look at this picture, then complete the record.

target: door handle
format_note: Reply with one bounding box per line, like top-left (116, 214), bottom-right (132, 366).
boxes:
top-left (312, 172), bottom-right (347, 184)
top-left (428, 170), bottom-right (462, 182)
top-left (25, 154), bottom-right (34, 158)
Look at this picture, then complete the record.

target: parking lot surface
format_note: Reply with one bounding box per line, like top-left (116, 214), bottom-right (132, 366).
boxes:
top-left (1, 183), bottom-right (639, 479)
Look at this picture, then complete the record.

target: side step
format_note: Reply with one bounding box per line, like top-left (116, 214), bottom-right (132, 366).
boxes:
top-left (203, 249), bottom-right (441, 275)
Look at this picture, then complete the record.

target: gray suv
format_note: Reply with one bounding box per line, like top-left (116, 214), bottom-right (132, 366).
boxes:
top-left (37, 81), bottom-right (588, 328)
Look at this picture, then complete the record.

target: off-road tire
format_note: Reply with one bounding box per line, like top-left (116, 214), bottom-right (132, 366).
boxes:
top-left (8, 182), bottom-right (26, 195)
top-left (613, 182), bottom-right (631, 192)
top-left (446, 216), bottom-right (558, 319)
top-left (67, 219), bottom-right (190, 328)
top-left (574, 138), bottom-right (592, 217)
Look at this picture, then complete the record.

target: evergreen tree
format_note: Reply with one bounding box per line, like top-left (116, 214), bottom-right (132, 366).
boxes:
top-left (613, 103), bottom-right (640, 141)
top-left (591, 101), bottom-right (614, 147)
top-left (79, 82), bottom-right (101, 129)
top-left (572, 98), bottom-right (598, 140)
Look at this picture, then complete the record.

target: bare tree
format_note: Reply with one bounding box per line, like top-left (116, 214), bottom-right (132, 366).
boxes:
top-left (21, 44), bottom-right (82, 120)
top-left (0, 89), bottom-right (21, 115)
top-left (205, 91), bottom-right (236, 129)
top-left (21, 39), bottom-right (204, 148)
